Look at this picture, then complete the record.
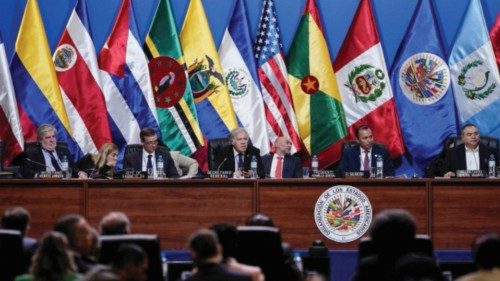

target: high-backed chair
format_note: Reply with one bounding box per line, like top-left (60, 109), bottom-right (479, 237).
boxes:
top-left (99, 234), bottom-right (163, 281)
top-left (207, 138), bottom-right (231, 171)
top-left (124, 144), bottom-right (144, 159)
top-left (446, 135), bottom-right (499, 151)
top-left (23, 140), bottom-right (69, 154)
top-left (236, 226), bottom-right (286, 281)
top-left (357, 234), bottom-right (434, 261)
top-left (0, 229), bottom-right (26, 281)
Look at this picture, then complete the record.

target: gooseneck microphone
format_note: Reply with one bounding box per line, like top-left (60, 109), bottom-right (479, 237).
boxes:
top-left (25, 158), bottom-right (47, 168)
top-left (216, 158), bottom-right (228, 172)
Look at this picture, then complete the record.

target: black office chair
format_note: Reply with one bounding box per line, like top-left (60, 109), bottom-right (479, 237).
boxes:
top-left (99, 234), bottom-right (163, 281)
top-left (357, 234), bottom-right (435, 261)
top-left (236, 226), bottom-right (286, 281)
top-left (124, 144), bottom-right (144, 159)
top-left (23, 140), bottom-right (69, 154)
top-left (0, 229), bottom-right (26, 281)
top-left (207, 138), bottom-right (231, 171)
top-left (447, 135), bottom-right (499, 151)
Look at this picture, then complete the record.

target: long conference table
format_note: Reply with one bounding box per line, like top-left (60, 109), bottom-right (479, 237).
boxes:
top-left (0, 178), bottom-right (499, 250)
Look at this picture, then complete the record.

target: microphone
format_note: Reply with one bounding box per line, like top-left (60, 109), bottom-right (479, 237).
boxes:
top-left (216, 158), bottom-right (228, 172)
top-left (25, 158), bottom-right (48, 168)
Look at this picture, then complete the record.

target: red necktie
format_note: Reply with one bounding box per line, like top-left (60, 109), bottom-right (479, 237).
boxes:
top-left (275, 156), bottom-right (283, 178)
top-left (363, 150), bottom-right (370, 171)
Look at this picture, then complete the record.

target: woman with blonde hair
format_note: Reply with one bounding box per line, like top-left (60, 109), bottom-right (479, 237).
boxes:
top-left (76, 143), bottom-right (119, 179)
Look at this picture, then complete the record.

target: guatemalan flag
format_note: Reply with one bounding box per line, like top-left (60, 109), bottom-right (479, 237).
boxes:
top-left (449, 0), bottom-right (500, 138)
top-left (219, 0), bottom-right (270, 155)
top-left (54, 0), bottom-right (112, 154)
top-left (98, 0), bottom-right (160, 151)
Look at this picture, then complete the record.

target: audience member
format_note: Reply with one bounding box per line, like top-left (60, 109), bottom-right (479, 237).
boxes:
top-left (185, 229), bottom-right (252, 281)
top-left (170, 150), bottom-right (200, 179)
top-left (15, 231), bottom-right (81, 281)
top-left (262, 136), bottom-right (302, 178)
top-left (20, 124), bottom-right (74, 178)
top-left (443, 124), bottom-right (499, 177)
top-left (123, 127), bottom-right (179, 178)
top-left (100, 212), bottom-right (131, 235)
top-left (304, 271), bottom-right (327, 281)
top-left (1, 207), bottom-right (38, 269)
top-left (75, 143), bottom-right (119, 179)
top-left (391, 255), bottom-right (444, 281)
top-left (215, 128), bottom-right (265, 179)
top-left (245, 213), bottom-right (275, 227)
top-left (54, 214), bottom-right (98, 273)
top-left (110, 244), bottom-right (148, 281)
top-left (80, 265), bottom-right (120, 281)
top-left (456, 233), bottom-right (500, 281)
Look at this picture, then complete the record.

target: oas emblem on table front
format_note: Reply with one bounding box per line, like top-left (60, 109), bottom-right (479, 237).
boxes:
top-left (314, 185), bottom-right (372, 243)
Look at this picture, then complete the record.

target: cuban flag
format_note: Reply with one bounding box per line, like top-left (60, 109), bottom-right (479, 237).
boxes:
top-left (449, 0), bottom-right (500, 138)
top-left (98, 0), bottom-right (160, 152)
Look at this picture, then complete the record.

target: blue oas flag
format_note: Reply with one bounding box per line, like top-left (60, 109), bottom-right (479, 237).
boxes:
top-left (390, 0), bottom-right (458, 171)
top-left (449, 0), bottom-right (500, 139)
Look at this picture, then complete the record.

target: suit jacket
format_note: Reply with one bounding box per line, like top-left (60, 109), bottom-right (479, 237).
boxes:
top-left (170, 151), bottom-right (199, 178)
top-left (262, 154), bottom-right (302, 178)
top-left (338, 143), bottom-right (395, 177)
top-left (21, 145), bottom-right (74, 179)
top-left (185, 263), bottom-right (252, 281)
top-left (442, 143), bottom-right (498, 173)
top-left (215, 145), bottom-right (265, 178)
top-left (123, 146), bottom-right (179, 178)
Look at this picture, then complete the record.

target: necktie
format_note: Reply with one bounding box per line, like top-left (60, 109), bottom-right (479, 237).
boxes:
top-left (48, 151), bottom-right (61, 171)
top-left (363, 150), bottom-right (370, 171)
top-left (147, 154), bottom-right (153, 170)
top-left (275, 156), bottom-right (283, 178)
top-left (237, 153), bottom-right (244, 171)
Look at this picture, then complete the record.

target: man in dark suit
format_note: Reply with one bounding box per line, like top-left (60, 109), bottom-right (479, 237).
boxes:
top-left (20, 123), bottom-right (74, 178)
top-left (262, 136), bottom-right (302, 178)
top-left (123, 127), bottom-right (179, 178)
top-left (216, 128), bottom-right (265, 178)
top-left (442, 124), bottom-right (498, 177)
top-left (185, 229), bottom-right (252, 281)
top-left (338, 125), bottom-right (394, 177)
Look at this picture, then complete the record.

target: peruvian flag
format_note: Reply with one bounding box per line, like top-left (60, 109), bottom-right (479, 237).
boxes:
top-left (53, 0), bottom-right (112, 154)
top-left (491, 12), bottom-right (500, 68)
top-left (333, 0), bottom-right (404, 158)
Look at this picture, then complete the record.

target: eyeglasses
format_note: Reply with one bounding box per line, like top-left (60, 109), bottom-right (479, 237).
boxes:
top-left (143, 140), bottom-right (158, 146)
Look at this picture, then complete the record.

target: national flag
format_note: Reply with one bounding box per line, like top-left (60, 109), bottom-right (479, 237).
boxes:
top-left (10, 0), bottom-right (83, 159)
top-left (98, 0), bottom-right (160, 152)
top-left (0, 32), bottom-right (24, 166)
top-left (334, 0), bottom-right (404, 158)
top-left (390, 0), bottom-right (459, 171)
top-left (255, 0), bottom-right (302, 154)
top-left (491, 12), bottom-right (500, 68)
top-left (287, 0), bottom-right (346, 168)
top-left (144, 0), bottom-right (203, 156)
top-left (219, 0), bottom-right (270, 155)
top-left (180, 0), bottom-right (237, 140)
top-left (54, 0), bottom-right (112, 154)
top-left (449, 0), bottom-right (500, 138)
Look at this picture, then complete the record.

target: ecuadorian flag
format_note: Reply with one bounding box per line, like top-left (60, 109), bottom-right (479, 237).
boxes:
top-left (10, 0), bottom-right (82, 158)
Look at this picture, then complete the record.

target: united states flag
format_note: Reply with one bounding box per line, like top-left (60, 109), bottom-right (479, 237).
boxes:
top-left (254, 0), bottom-right (301, 154)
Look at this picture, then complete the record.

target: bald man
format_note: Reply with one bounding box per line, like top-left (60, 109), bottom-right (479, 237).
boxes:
top-left (262, 136), bottom-right (302, 178)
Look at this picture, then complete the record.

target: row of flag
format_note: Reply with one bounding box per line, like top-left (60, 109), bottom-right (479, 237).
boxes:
top-left (1, 0), bottom-right (500, 174)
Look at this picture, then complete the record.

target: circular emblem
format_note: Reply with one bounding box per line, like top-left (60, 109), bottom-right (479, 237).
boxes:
top-left (225, 68), bottom-right (250, 99)
top-left (458, 60), bottom-right (496, 100)
top-left (399, 52), bottom-right (450, 105)
top-left (300, 75), bottom-right (319, 95)
top-left (148, 56), bottom-right (187, 108)
top-left (314, 185), bottom-right (372, 243)
top-left (344, 64), bottom-right (386, 103)
top-left (53, 44), bottom-right (77, 72)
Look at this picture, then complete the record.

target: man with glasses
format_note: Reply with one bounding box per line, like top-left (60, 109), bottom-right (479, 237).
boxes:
top-left (443, 124), bottom-right (498, 177)
top-left (123, 127), bottom-right (178, 178)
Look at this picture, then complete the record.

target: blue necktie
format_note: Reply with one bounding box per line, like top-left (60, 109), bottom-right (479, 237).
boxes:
top-left (147, 154), bottom-right (153, 170)
top-left (238, 153), bottom-right (244, 170)
top-left (48, 151), bottom-right (61, 171)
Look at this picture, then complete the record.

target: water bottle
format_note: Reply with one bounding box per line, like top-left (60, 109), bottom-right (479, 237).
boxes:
top-left (311, 155), bottom-right (319, 177)
top-left (250, 155), bottom-right (258, 179)
top-left (488, 154), bottom-right (496, 178)
top-left (61, 155), bottom-right (69, 179)
top-left (375, 154), bottom-right (383, 178)
top-left (161, 251), bottom-right (168, 279)
top-left (157, 155), bottom-right (165, 179)
top-left (293, 252), bottom-right (303, 273)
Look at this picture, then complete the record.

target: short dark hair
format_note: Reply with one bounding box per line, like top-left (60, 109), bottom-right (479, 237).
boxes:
top-left (473, 233), bottom-right (500, 270)
top-left (100, 212), bottom-right (130, 235)
top-left (461, 123), bottom-right (477, 134)
top-left (140, 128), bottom-right (157, 142)
top-left (1, 206), bottom-right (31, 235)
top-left (188, 229), bottom-right (219, 262)
top-left (111, 243), bottom-right (147, 270)
top-left (245, 213), bottom-right (275, 227)
top-left (369, 209), bottom-right (416, 257)
top-left (355, 125), bottom-right (371, 139)
top-left (53, 214), bottom-right (84, 248)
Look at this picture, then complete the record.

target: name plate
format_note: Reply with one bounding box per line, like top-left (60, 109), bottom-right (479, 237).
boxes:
top-left (208, 170), bottom-right (232, 179)
top-left (122, 171), bottom-right (147, 180)
top-left (344, 171), bottom-right (365, 178)
top-left (312, 170), bottom-right (336, 178)
top-left (37, 171), bottom-right (64, 179)
top-left (456, 170), bottom-right (486, 178)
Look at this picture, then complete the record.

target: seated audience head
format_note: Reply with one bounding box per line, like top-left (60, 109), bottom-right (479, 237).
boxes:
top-left (140, 128), bottom-right (159, 154)
top-left (209, 223), bottom-right (238, 261)
top-left (100, 212), bottom-right (131, 235)
top-left (81, 265), bottom-right (120, 281)
top-left (304, 271), bottom-right (327, 281)
top-left (274, 136), bottom-right (293, 156)
top-left (97, 143), bottom-right (119, 169)
top-left (392, 255), bottom-right (444, 281)
top-left (30, 231), bottom-right (77, 280)
top-left (230, 128), bottom-right (250, 154)
top-left (37, 123), bottom-right (58, 151)
top-left (54, 214), bottom-right (93, 256)
top-left (355, 125), bottom-right (374, 151)
top-left (472, 233), bottom-right (500, 270)
top-left (188, 229), bottom-right (222, 266)
top-left (110, 243), bottom-right (148, 281)
top-left (245, 213), bottom-right (275, 227)
top-left (1, 206), bottom-right (31, 236)
top-left (461, 123), bottom-right (480, 150)
top-left (369, 209), bottom-right (416, 258)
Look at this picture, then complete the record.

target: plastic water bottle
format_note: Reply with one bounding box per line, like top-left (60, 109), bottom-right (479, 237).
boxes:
top-left (157, 155), bottom-right (165, 179)
top-left (250, 155), bottom-right (258, 179)
top-left (161, 252), bottom-right (168, 279)
top-left (293, 252), bottom-right (303, 273)
top-left (375, 154), bottom-right (383, 178)
top-left (488, 154), bottom-right (496, 178)
top-left (311, 155), bottom-right (319, 177)
top-left (61, 155), bottom-right (69, 178)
